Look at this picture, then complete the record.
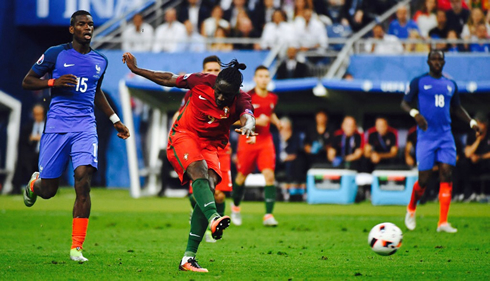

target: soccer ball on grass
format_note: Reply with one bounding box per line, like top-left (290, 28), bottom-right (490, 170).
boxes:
top-left (368, 222), bottom-right (403, 256)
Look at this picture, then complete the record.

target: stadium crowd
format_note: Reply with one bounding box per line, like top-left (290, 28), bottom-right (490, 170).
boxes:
top-left (120, 0), bottom-right (490, 59)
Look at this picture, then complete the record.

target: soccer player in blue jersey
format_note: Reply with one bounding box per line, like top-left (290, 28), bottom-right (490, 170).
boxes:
top-left (401, 49), bottom-right (480, 233)
top-left (21, 10), bottom-right (130, 261)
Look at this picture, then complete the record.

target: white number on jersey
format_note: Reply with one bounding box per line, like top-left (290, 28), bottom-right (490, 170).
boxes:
top-left (75, 77), bottom-right (89, 93)
top-left (434, 94), bottom-right (445, 108)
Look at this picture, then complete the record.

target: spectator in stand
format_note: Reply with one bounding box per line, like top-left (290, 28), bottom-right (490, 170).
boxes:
top-left (259, 9), bottom-right (295, 50)
top-left (328, 116), bottom-right (364, 170)
top-left (252, 0), bottom-right (278, 34)
top-left (293, 7), bottom-right (328, 51)
top-left (429, 9), bottom-right (449, 38)
top-left (406, 29), bottom-right (431, 52)
top-left (461, 8), bottom-right (490, 40)
top-left (291, 0), bottom-right (314, 21)
top-left (446, 29), bottom-right (464, 52)
top-left (364, 24), bottom-right (404, 54)
top-left (209, 26), bottom-right (234, 51)
top-left (351, 0), bottom-right (397, 32)
top-left (389, 5), bottom-right (421, 39)
top-left (363, 117), bottom-right (399, 172)
top-left (201, 5), bottom-right (231, 38)
top-left (232, 16), bottom-right (261, 49)
top-left (464, 112), bottom-right (490, 201)
top-left (413, 0), bottom-right (438, 38)
top-left (177, 0), bottom-right (211, 32)
top-left (277, 117), bottom-right (307, 201)
top-left (179, 20), bottom-right (206, 52)
top-left (153, 8), bottom-right (186, 53)
top-left (437, 0), bottom-right (469, 11)
top-left (314, 0), bottom-right (350, 26)
top-left (11, 104), bottom-right (45, 195)
top-left (470, 23), bottom-right (490, 52)
top-left (224, 0), bottom-right (250, 27)
top-left (121, 14), bottom-right (154, 52)
top-left (276, 46), bottom-right (310, 79)
top-left (303, 110), bottom-right (334, 167)
top-left (446, 0), bottom-right (470, 35)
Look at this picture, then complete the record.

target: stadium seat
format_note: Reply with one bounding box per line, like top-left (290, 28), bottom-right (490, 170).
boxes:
top-left (306, 168), bottom-right (358, 204)
top-left (327, 24), bottom-right (352, 51)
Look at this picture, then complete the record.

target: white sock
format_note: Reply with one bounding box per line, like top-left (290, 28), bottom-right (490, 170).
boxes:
top-left (181, 256), bottom-right (194, 264)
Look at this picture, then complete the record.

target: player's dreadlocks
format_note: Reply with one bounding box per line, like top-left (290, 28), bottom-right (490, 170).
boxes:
top-left (217, 59), bottom-right (247, 93)
top-left (71, 10), bottom-right (92, 26)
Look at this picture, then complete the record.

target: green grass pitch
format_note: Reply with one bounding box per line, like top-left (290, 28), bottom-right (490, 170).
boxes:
top-left (1, 189), bottom-right (489, 280)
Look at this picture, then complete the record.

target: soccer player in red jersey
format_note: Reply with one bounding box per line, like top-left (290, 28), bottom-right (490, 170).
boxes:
top-left (123, 52), bottom-right (256, 273)
top-left (231, 66), bottom-right (282, 226)
top-left (174, 55), bottom-right (233, 243)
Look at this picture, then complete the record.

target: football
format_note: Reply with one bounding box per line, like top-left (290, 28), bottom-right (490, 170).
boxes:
top-left (368, 222), bottom-right (403, 256)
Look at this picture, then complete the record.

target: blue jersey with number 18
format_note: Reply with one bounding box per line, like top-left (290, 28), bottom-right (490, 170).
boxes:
top-left (404, 73), bottom-right (460, 137)
top-left (31, 43), bottom-right (108, 134)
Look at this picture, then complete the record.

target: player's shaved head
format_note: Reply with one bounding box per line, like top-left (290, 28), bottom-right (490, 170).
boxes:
top-left (428, 49), bottom-right (445, 60)
top-left (70, 10), bottom-right (92, 26)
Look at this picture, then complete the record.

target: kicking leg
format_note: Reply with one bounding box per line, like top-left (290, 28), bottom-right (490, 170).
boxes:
top-left (405, 170), bottom-right (432, 230)
top-left (24, 173), bottom-right (59, 207)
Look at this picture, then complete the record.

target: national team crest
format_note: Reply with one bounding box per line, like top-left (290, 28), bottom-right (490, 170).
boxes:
top-left (220, 106), bottom-right (230, 119)
top-left (36, 54), bottom-right (44, 65)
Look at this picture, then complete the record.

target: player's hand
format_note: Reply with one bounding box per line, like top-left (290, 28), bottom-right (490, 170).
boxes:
top-left (414, 114), bottom-right (428, 131)
top-left (246, 136), bottom-right (256, 144)
top-left (114, 122), bottom-right (130, 139)
top-left (122, 52), bottom-right (138, 72)
top-left (470, 154), bottom-right (480, 163)
top-left (371, 152), bottom-right (380, 164)
top-left (54, 74), bottom-right (78, 88)
top-left (471, 123), bottom-right (481, 137)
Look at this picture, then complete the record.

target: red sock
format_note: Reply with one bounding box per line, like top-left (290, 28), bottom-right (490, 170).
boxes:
top-left (72, 218), bottom-right (89, 249)
top-left (408, 181), bottom-right (425, 212)
top-left (438, 182), bottom-right (452, 226)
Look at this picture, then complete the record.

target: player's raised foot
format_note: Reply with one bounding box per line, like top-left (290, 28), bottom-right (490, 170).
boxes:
top-left (179, 257), bottom-right (208, 272)
top-left (230, 202), bottom-right (242, 226)
top-left (23, 172), bottom-right (39, 207)
top-left (263, 214), bottom-right (278, 227)
top-left (70, 247), bottom-right (88, 262)
top-left (209, 216), bottom-right (230, 240)
top-left (437, 222), bottom-right (457, 233)
top-left (405, 210), bottom-right (416, 230)
top-left (205, 230), bottom-right (216, 243)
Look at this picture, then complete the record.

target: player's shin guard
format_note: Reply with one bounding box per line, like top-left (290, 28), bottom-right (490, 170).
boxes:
top-left (232, 182), bottom-right (245, 207)
top-left (192, 179), bottom-right (219, 222)
top-left (71, 218), bottom-right (89, 250)
top-left (185, 206), bottom-right (208, 257)
top-left (438, 182), bottom-right (452, 226)
top-left (408, 181), bottom-right (425, 212)
top-left (264, 185), bottom-right (276, 214)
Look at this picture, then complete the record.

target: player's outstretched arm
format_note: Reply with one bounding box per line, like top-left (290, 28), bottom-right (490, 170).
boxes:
top-left (94, 87), bottom-right (130, 140)
top-left (235, 114), bottom-right (258, 138)
top-left (401, 100), bottom-right (428, 131)
top-left (22, 69), bottom-right (78, 90)
top-left (122, 52), bottom-right (178, 87)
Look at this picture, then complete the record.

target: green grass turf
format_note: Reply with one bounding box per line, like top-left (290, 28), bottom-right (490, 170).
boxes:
top-left (0, 188), bottom-right (489, 280)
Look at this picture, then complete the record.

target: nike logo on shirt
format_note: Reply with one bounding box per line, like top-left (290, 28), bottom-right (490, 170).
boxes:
top-left (423, 85), bottom-right (432, 90)
top-left (64, 63), bottom-right (75, 67)
top-left (199, 95), bottom-right (207, 100)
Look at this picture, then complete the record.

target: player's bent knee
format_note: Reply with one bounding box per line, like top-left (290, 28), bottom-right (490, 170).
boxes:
top-left (214, 190), bottom-right (226, 203)
top-left (262, 169), bottom-right (275, 185)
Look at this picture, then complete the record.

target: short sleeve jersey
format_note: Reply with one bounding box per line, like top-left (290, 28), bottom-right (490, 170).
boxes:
top-left (404, 73), bottom-right (460, 137)
top-left (367, 127), bottom-right (398, 153)
top-left (247, 89), bottom-right (278, 138)
top-left (331, 130), bottom-right (364, 157)
top-left (173, 73), bottom-right (254, 148)
top-left (31, 43), bottom-right (108, 134)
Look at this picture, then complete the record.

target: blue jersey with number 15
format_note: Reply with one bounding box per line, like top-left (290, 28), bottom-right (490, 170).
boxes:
top-left (31, 43), bottom-right (108, 134)
top-left (404, 73), bottom-right (460, 137)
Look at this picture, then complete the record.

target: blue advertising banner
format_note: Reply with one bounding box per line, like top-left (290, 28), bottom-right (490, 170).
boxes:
top-left (16, 0), bottom-right (149, 26)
